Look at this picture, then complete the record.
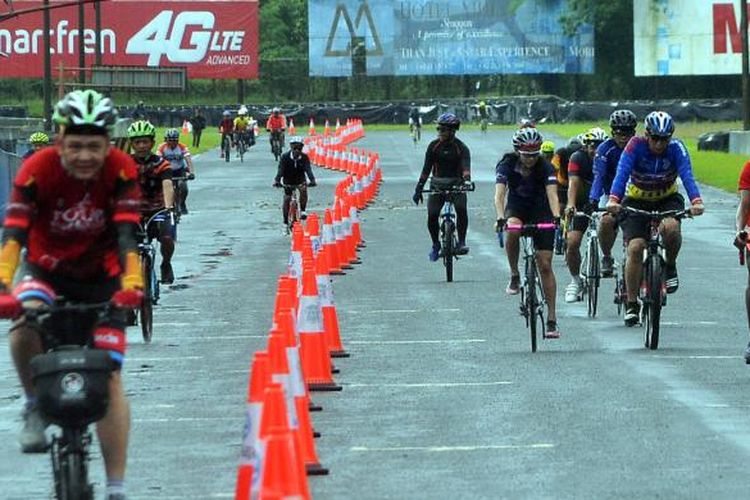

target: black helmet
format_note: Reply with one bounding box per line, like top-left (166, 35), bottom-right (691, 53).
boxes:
top-left (609, 109), bottom-right (637, 130)
top-left (437, 113), bottom-right (460, 130)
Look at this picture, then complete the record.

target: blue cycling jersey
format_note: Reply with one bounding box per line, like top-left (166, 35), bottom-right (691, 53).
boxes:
top-left (589, 138), bottom-right (623, 202)
top-left (609, 136), bottom-right (702, 203)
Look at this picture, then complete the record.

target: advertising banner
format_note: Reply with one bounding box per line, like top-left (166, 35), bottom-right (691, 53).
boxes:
top-left (0, 0), bottom-right (259, 79)
top-left (634, 0), bottom-right (748, 76)
top-left (308, 0), bottom-right (594, 77)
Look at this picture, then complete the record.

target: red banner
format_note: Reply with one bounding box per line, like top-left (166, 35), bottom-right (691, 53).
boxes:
top-left (0, 0), bottom-right (259, 79)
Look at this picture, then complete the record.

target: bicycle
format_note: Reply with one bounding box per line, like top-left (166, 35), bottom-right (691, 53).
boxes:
top-left (479, 117), bottom-right (488, 134)
top-left (136, 208), bottom-right (173, 342)
top-left (613, 239), bottom-right (628, 317)
top-left (277, 183), bottom-right (305, 234)
top-left (421, 181), bottom-right (475, 282)
top-left (553, 213), bottom-right (568, 256)
top-left (172, 174), bottom-right (193, 216)
top-left (235, 130), bottom-right (249, 163)
top-left (620, 206), bottom-right (691, 349)
top-left (409, 122), bottom-right (421, 145)
top-left (270, 130), bottom-right (284, 161)
top-left (577, 210), bottom-right (606, 318)
top-left (221, 133), bottom-right (232, 163)
top-left (28, 301), bottom-right (115, 500)
top-left (504, 222), bottom-right (557, 352)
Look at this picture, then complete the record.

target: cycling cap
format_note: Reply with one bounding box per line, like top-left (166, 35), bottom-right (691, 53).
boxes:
top-left (512, 127), bottom-right (543, 153)
top-left (53, 89), bottom-right (118, 131)
top-left (127, 120), bottom-right (156, 139)
top-left (29, 132), bottom-right (49, 145)
top-left (541, 140), bottom-right (555, 154)
top-left (165, 128), bottom-right (180, 141)
top-left (437, 113), bottom-right (460, 130)
top-left (609, 109), bottom-right (637, 130)
top-left (289, 136), bottom-right (304, 145)
top-left (644, 111), bottom-right (674, 137)
top-left (583, 127), bottom-right (608, 145)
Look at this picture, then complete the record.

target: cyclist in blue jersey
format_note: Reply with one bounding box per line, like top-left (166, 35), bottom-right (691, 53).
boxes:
top-left (606, 111), bottom-right (705, 326)
top-left (589, 109), bottom-right (638, 277)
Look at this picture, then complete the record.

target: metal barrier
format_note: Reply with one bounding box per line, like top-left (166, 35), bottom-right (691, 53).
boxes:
top-left (0, 147), bottom-right (21, 218)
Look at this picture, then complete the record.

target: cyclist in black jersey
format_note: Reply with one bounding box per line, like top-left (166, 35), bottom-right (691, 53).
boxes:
top-left (412, 113), bottom-right (472, 262)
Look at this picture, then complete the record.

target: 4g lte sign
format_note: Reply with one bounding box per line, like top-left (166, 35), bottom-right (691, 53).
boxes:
top-left (0, 0), bottom-right (258, 79)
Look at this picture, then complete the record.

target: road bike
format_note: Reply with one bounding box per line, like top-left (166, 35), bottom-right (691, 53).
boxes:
top-left (613, 238), bottom-right (628, 317)
top-left (270, 130), bottom-right (284, 161)
top-left (504, 222), bottom-right (556, 352)
top-left (577, 210), bottom-right (606, 318)
top-left (621, 206), bottom-right (691, 349)
top-left (554, 212), bottom-right (568, 256)
top-left (28, 302), bottom-right (115, 500)
top-left (172, 174), bottom-right (193, 216)
top-left (135, 209), bottom-right (173, 342)
top-left (421, 181), bottom-right (475, 282)
top-left (409, 121), bottom-right (421, 145)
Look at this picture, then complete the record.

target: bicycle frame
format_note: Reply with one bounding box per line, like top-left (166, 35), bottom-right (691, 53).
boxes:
top-left (576, 210), bottom-right (605, 318)
top-left (282, 183), bottom-right (303, 232)
top-left (136, 208), bottom-right (172, 341)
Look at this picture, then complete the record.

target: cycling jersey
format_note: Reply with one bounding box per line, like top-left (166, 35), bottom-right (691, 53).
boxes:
top-left (275, 151), bottom-right (316, 186)
top-left (610, 136), bottom-right (702, 203)
top-left (219, 118), bottom-right (234, 134)
top-left (495, 152), bottom-right (557, 212)
top-left (738, 161), bottom-right (750, 225)
top-left (132, 153), bottom-right (172, 213)
top-left (409, 108), bottom-right (421, 123)
top-left (478, 105), bottom-right (488, 119)
top-left (552, 146), bottom-right (575, 187)
top-left (3, 147), bottom-right (140, 280)
top-left (266, 115), bottom-right (287, 131)
top-left (589, 138), bottom-right (624, 202)
top-left (157, 142), bottom-right (191, 172)
top-left (234, 117), bottom-right (251, 131)
top-left (418, 138), bottom-right (471, 183)
top-left (567, 149), bottom-right (594, 207)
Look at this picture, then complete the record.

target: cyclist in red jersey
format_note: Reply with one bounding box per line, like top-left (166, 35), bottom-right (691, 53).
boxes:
top-left (0, 90), bottom-right (142, 500)
top-left (266, 107), bottom-right (287, 150)
top-left (219, 110), bottom-right (234, 158)
top-left (735, 159), bottom-right (750, 363)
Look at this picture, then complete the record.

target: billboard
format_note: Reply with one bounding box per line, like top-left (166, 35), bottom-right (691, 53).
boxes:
top-left (634, 0), bottom-right (749, 76)
top-left (0, 0), bottom-right (259, 79)
top-left (308, 0), bottom-right (594, 77)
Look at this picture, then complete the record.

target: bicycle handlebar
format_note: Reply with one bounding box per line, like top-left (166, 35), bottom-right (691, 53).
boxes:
top-left (505, 222), bottom-right (556, 232)
top-left (421, 182), bottom-right (475, 194)
top-left (618, 206), bottom-right (692, 220)
top-left (23, 301), bottom-right (110, 322)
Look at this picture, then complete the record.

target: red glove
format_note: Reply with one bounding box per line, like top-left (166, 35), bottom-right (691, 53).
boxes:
top-left (0, 293), bottom-right (22, 319)
top-left (111, 289), bottom-right (143, 309)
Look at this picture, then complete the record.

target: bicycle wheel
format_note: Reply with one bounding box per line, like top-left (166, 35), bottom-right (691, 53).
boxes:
top-left (614, 271), bottom-right (625, 316)
top-left (223, 137), bottom-right (231, 162)
top-left (288, 197), bottom-right (299, 230)
top-left (442, 220), bottom-right (455, 282)
top-left (587, 238), bottom-right (600, 318)
top-left (644, 255), bottom-right (663, 350)
top-left (140, 254), bottom-right (154, 343)
top-left (525, 258), bottom-right (538, 352)
top-left (53, 435), bottom-right (92, 500)
top-left (238, 140), bottom-right (245, 162)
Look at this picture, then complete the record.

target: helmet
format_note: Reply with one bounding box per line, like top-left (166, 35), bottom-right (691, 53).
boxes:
top-left (289, 136), bottom-right (303, 145)
top-left (238, 106), bottom-right (248, 116)
top-left (223, 110), bottom-right (231, 117)
top-left (272, 107), bottom-right (281, 114)
top-left (52, 89), bottom-right (118, 131)
top-left (519, 118), bottom-right (536, 128)
top-left (437, 113), bottom-right (460, 130)
top-left (609, 109), bottom-right (637, 130)
top-left (127, 120), bottom-right (156, 139)
top-left (479, 101), bottom-right (486, 107)
top-left (541, 140), bottom-right (555, 154)
top-left (583, 127), bottom-right (608, 145)
top-left (165, 128), bottom-right (180, 141)
top-left (644, 111), bottom-right (674, 137)
top-left (512, 127), bottom-right (543, 154)
top-left (567, 135), bottom-right (583, 152)
top-left (29, 132), bottom-right (49, 145)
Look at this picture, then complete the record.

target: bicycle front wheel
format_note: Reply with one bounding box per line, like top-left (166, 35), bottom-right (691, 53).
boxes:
top-left (525, 258), bottom-right (539, 352)
top-left (140, 254), bottom-right (154, 343)
top-left (288, 198), bottom-right (299, 230)
top-left (442, 221), bottom-right (455, 283)
top-left (53, 437), bottom-right (92, 500)
top-left (587, 238), bottom-right (600, 318)
top-left (644, 255), bottom-right (663, 350)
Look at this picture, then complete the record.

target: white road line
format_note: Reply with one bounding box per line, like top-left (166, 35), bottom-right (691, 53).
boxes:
top-left (128, 356), bottom-right (204, 361)
top-left (345, 381), bottom-right (512, 388)
top-left (143, 335), bottom-right (267, 341)
top-left (350, 443), bottom-right (555, 452)
top-left (651, 355), bottom-right (738, 360)
top-left (133, 416), bottom-right (237, 423)
top-left (344, 308), bottom-right (462, 314)
top-left (347, 339), bottom-right (486, 345)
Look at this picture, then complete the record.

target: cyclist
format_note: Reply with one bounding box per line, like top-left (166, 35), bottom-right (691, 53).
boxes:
top-left (494, 127), bottom-right (561, 338)
top-left (408, 103), bottom-right (422, 140)
top-left (564, 127), bottom-right (608, 303)
top-left (266, 107), bottom-right (287, 151)
top-left (273, 136), bottom-right (317, 230)
top-left (127, 120), bottom-right (177, 284)
top-left (219, 110), bottom-right (234, 159)
top-left (477, 101), bottom-right (489, 132)
top-left (0, 89), bottom-right (142, 500)
top-left (735, 159), bottom-right (750, 362)
top-left (412, 113), bottom-right (472, 261)
top-left (551, 135), bottom-right (584, 214)
top-left (541, 140), bottom-right (555, 163)
top-left (158, 128), bottom-right (195, 215)
top-left (23, 132), bottom-right (50, 159)
top-left (589, 109), bottom-right (638, 277)
top-left (233, 106), bottom-right (254, 151)
top-left (606, 111), bottom-right (704, 326)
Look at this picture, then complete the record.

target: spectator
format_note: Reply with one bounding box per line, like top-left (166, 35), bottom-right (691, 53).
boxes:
top-left (189, 108), bottom-right (207, 148)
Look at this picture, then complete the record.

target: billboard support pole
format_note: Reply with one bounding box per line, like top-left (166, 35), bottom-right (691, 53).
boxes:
top-left (743, 0), bottom-right (750, 130)
top-left (94, 0), bottom-right (102, 66)
top-left (78, 0), bottom-right (85, 83)
top-left (43, 0), bottom-right (52, 132)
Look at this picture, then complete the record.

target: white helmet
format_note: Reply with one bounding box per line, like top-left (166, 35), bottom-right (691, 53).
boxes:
top-left (238, 106), bottom-right (248, 116)
top-left (289, 136), bottom-right (304, 146)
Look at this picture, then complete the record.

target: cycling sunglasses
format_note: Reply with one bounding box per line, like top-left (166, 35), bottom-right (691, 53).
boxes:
top-left (291, 144), bottom-right (304, 150)
top-left (648, 134), bottom-right (671, 143)
top-left (436, 126), bottom-right (455, 132)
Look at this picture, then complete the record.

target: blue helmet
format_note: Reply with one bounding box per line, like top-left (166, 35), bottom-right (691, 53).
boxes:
top-left (165, 128), bottom-right (180, 141)
top-left (437, 113), bottom-right (460, 130)
top-left (644, 111), bottom-right (674, 137)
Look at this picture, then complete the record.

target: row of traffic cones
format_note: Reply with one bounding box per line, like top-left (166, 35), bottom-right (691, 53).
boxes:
top-left (236, 121), bottom-right (380, 499)
top-left (307, 118), bottom-right (364, 142)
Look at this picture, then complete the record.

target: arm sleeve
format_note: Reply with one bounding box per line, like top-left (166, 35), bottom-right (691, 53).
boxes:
top-left (544, 161), bottom-right (558, 186)
top-left (495, 160), bottom-right (509, 185)
top-left (589, 150), bottom-right (607, 202)
top-left (303, 156), bottom-right (315, 182)
top-left (461, 143), bottom-right (471, 179)
top-left (674, 141), bottom-right (702, 202)
top-left (418, 145), bottom-right (433, 184)
top-left (609, 142), bottom-right (636, 201)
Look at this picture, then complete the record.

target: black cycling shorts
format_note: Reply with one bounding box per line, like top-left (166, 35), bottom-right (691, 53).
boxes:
top-left (506, 204), bottom-right (555, 251)
top-left (621, 193), bottom-right (685, 242)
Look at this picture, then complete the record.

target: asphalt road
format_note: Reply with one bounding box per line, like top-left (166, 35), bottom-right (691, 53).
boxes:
top-left (1, 129), bottom-right (749, 499)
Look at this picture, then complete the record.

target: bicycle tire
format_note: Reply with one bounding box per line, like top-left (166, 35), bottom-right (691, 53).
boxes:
top-left (525, 257), bottom-right (538, 352)
top-left (54, 435), bottom-right (91, 500)
top-left (587, 238), bottom-right (600, 318)
top-left (238, 140), bottom-right (245, 162)
top-left (223, 137), bottom-right (231, 163)
top-left (644, 255), bottom-right (663, 350)
top-left (443, 221), bottom-right (455, 283)
top-left (288, 198), bottom-right (299, 231)
top-left (140, 254), bottom-right (153, 343)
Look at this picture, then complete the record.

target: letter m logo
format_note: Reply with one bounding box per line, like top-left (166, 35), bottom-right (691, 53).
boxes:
top-left (324, 1), bottom-right (384, 57)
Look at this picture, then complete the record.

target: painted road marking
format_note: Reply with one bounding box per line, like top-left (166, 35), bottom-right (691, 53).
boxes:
top-left (128, 356), bottom-right (204, 362)
top-left (351, 443), bottom-right (555, 452)
top-left (345, 308), bottom-right (462, 314)
top-left (345, 381), bottom-right (512, 388)
top-left (348, 339), bottom-right (486, 345)
top-left (651, 355), bottom-right (738, 360)
top-left (133, 416), bottom-right (237, 423)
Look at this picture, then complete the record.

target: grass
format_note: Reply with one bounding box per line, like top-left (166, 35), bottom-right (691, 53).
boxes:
top-left (152, 127), bottom-right (222, 156)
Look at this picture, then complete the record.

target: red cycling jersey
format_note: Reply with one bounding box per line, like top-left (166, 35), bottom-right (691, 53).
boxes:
top-left (219, 118), bottom-right (234, 134)
top-left (740, 160), bottom-right (750, 225)
top-left (266, 115), bottom-right (287, 131)
top-left (4, 147), bottom-right (141, 280)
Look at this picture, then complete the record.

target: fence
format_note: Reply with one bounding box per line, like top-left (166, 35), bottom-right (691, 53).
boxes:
top-left (0, 148), bottom-right (21, 218)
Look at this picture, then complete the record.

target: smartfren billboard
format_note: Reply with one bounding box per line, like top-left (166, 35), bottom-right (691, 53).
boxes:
top-left (634, 0), bottom-right (748, 76)
top-left (308, 0), bottom-right (595, 77)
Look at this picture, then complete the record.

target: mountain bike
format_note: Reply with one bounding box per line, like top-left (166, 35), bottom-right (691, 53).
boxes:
top-left (221, 133), bottom-right (231, 163)
top-left (28, 301), bottom-right (115, 500)
top-left (621, 206), bottom-right (691, 349)
top-left (172, 174), bottom-right (193, 216)
top-left (136, 209), bottom-right (172, 342)
top-left (577, 210), bottom-right (606, 318)
top-left (504, 222), bottom-right (556, 352)
top-left (235, 131), bottom-right (248, 163)
top-left (421, 181), bottom-right (475, 282)
top-left (270, 130), bottom-right (284, 161)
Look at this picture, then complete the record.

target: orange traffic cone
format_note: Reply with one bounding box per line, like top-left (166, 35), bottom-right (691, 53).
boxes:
top-left (259, 426), bottom-right (308, 500)
top-left (333, 200), bottom-right (353, 270)
top-left (238, 351), bottom-right (271, 500)
top-left (324, 120), bottom-right (331, 137)
top-left (181, 120), bottom-right (190, 135)
top-left (235, 463), bottom-right (253, 500)
top-left (289, 118), bottom-right (296, 136)
top-left (276, 307), bottom-right (322, 413)
top-left (335, 117), bottom-right (341, 131)
top-left (316, 247), bottom-right (349, 358)
top-left (288, 225), bottom-right (304, 280)
top-left (254, 121), bottom-right (260, 138)
top-left (322, 208), bottom-right (344, 275)
top-left (305, 213), bottom-right (322, 256)
top-left (308, 117), bottom-right (316, 136)
top-left (297, 264), bottom-right (341, 391)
